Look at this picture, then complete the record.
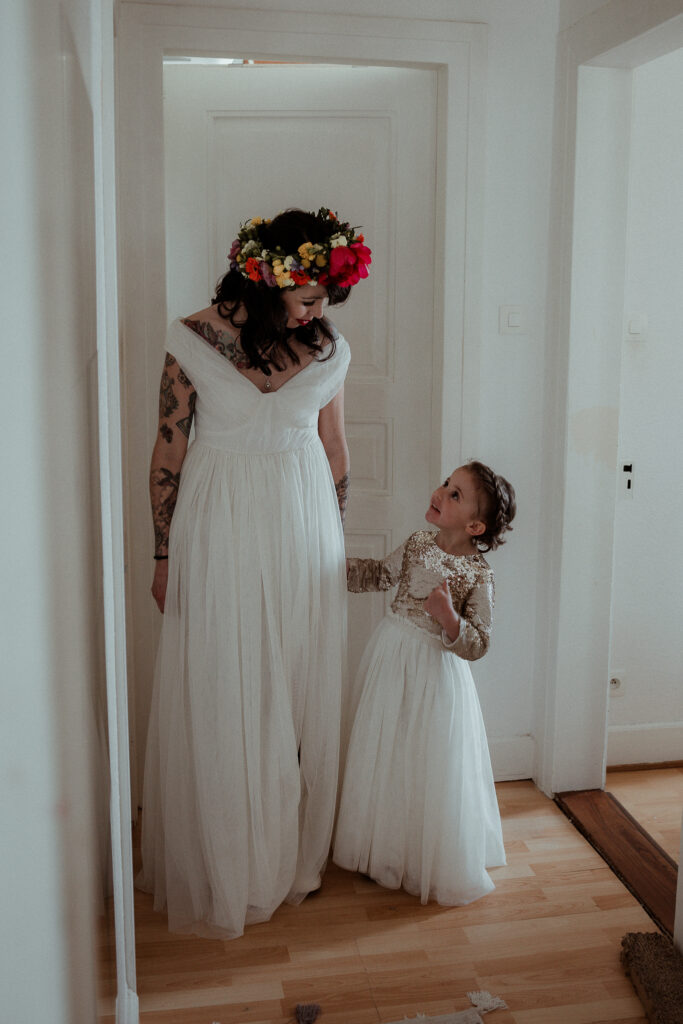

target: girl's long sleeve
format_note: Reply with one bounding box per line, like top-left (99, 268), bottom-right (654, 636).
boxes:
top-left (442, 580), bottom-right (494, 661)
top-left (347, 541), bottom-right (406, 593)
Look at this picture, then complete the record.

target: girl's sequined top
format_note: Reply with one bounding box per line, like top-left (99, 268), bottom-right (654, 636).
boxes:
top-left (347, 529), bottom-right (494, 660)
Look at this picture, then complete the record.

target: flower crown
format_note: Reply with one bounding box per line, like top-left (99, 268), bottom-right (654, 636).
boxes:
top-left (228, 207), bottom-right (372, 290)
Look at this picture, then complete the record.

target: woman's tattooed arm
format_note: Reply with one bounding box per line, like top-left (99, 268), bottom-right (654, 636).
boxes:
top-left (150, 353), bottom-right (196, 556)
top-left (150, 467), bottom-right (181, 556)
top-left (318, 387), bottom-right (350, 528)
top-left (335, 472), bottom-right (350, 525)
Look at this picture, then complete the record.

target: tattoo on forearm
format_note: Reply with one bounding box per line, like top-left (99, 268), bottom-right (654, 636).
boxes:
top-left (151, 466), bottom-right (181, 554)
top-left (176, 391), bottom-right (196, 439)
top-left (335, 472), bottom-right (349, 525)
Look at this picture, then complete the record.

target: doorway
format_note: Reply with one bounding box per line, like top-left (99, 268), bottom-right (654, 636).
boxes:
top-left (605, 46), bottom-right (683, 770)
top-left (538, 5), bottom-right (683, 798)
top-left (545, 5), bottom-right (683, 951)
top-left (115, 10), bottom-right (488, 1013)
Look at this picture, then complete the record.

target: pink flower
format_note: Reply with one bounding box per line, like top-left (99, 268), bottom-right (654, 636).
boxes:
top-left (259, 261), bottom-right (277, 287)
top-left (327, 242), bottom-right (372, 286)
top-left (228, 238), bottom-right (240, 261)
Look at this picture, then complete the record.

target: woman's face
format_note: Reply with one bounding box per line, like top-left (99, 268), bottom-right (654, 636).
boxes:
top-left (281, 284), bottom-right (328, 328)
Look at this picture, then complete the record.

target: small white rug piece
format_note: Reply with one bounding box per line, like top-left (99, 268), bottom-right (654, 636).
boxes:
top-left (386, 990), bottom-right (508, 1024)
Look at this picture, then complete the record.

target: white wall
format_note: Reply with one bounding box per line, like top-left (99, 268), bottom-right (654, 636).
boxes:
top-left (547, 64), bottom-right (633, 793)
top-left (121, 0), bottom-right (561, 781)
top-left (607, 47), bottom-right (683, 765)
top-left (470, 4), bottom-right (558, 778)
top-left (1, 0), bottom-right (107, 1019)
top-left (559, 0), bottom-right (614, 32)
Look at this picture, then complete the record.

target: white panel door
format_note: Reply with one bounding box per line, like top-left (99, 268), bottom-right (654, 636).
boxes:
top-left (157, 62), bottom-right (437, 734)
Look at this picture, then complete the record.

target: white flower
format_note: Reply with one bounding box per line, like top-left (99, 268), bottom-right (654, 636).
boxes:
top-left (330, 234), bottom-right (347, 248)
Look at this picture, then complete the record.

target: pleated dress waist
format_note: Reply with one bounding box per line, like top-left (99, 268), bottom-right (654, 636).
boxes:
top-left (193, 425), bottom-right (319, 456)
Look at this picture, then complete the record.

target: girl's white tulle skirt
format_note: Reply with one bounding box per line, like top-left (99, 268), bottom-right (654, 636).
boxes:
top-left (333, 613), bottom-right (505, 906)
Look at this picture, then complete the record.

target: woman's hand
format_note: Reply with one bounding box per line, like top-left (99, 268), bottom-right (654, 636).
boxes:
top-left (424, 580), bottom-right (460, 642)
top-left (151, 560), bottom-right (169, 614)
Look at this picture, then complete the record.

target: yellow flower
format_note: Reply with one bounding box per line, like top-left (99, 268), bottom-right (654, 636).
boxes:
top-left (315, 253), bottom-right (327, 268)
top-left (251, 216), bottom-right (263, 226)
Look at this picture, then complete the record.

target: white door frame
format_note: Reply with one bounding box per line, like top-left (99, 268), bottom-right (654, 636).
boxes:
top-left (116, 4), bottom-right (488, 801)
top-left (95, 2), bottom-right (139, 1021)
top-left (536, 0), bottom-right (683, 797)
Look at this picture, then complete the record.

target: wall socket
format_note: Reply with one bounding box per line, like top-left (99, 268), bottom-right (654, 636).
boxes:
top-left (609, 674), bottom-right (624, 698)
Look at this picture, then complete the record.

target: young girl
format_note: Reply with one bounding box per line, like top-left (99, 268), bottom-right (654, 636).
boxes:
top-left (333, 460), bottom-right (516, 907)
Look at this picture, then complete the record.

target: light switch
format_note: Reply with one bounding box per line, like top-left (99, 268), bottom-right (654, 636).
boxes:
top-left (625, 313), bottom-right (648, 342)
top-left (499, 305), bottom-right (527, 335)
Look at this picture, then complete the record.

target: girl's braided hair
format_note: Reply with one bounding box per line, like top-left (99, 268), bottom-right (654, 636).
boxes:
top-left (466, 460), bottom-right (516, 553)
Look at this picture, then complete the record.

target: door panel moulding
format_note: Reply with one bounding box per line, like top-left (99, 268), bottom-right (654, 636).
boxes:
top-left (537, 0), bottom-right (683, 799)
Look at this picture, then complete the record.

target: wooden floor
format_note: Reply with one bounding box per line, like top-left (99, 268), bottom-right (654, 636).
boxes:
top-left (555, 788), bottom-right (677, 936)
top-left (97, 779), bottom-right (667, 1024)
top-left (606, 767), bottom-right (683, 863)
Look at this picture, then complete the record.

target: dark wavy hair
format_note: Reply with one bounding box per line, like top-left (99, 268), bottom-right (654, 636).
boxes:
top-left (466, 460), bottom-right (517, 553)
top-left (212, 208), bottom-right (351, 376)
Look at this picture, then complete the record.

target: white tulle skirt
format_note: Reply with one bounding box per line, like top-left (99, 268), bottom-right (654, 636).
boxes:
top-left (137, 439), bottom-right (346, 939)
top-left (333, 613), bottom-right (505, 906)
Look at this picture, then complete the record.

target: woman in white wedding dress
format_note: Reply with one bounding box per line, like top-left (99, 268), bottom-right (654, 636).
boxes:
top-left (136, 207), bottom-right (371, 939)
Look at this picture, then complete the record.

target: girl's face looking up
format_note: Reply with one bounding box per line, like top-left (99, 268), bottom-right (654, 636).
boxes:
top-left (425, 467), bottom-right (485, 543)
top-left (281, 284), bottom-right (328, 329)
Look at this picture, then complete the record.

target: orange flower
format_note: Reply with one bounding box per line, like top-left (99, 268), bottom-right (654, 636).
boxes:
top-left (245, 256), bottom-right (261, 282)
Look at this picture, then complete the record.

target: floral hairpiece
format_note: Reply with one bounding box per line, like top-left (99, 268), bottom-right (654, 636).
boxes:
top-left (228, 207), bottom-right (372, 290)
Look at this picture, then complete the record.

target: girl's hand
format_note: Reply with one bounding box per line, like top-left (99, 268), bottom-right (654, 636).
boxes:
top-left (424, 580), bottom-right (460, 641)
top-left (151, 560), bottom-right (169, 614)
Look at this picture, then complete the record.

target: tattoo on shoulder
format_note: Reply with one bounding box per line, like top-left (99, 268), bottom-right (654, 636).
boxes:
top-left (160, 423), bottom-right (173, 444)
top-left (183, 318), bottom-right (246, 368)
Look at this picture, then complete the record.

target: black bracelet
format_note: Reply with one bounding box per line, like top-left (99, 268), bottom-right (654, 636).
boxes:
top-left (153, 554), bottom-right (169, 561)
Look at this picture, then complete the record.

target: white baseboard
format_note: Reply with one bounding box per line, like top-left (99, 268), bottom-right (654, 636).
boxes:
top-left (490, 735), bottom-right (535, 782)
top-left (607, 722), bottom-right (683, 766)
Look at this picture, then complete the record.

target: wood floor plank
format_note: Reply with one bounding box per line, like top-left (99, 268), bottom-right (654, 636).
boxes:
top-left (99, 781), bottom-right (660, 1023)
top-left (555, 788), bottom-right (677, 936)
top-left (606, 767), bottom-right (683, 862)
